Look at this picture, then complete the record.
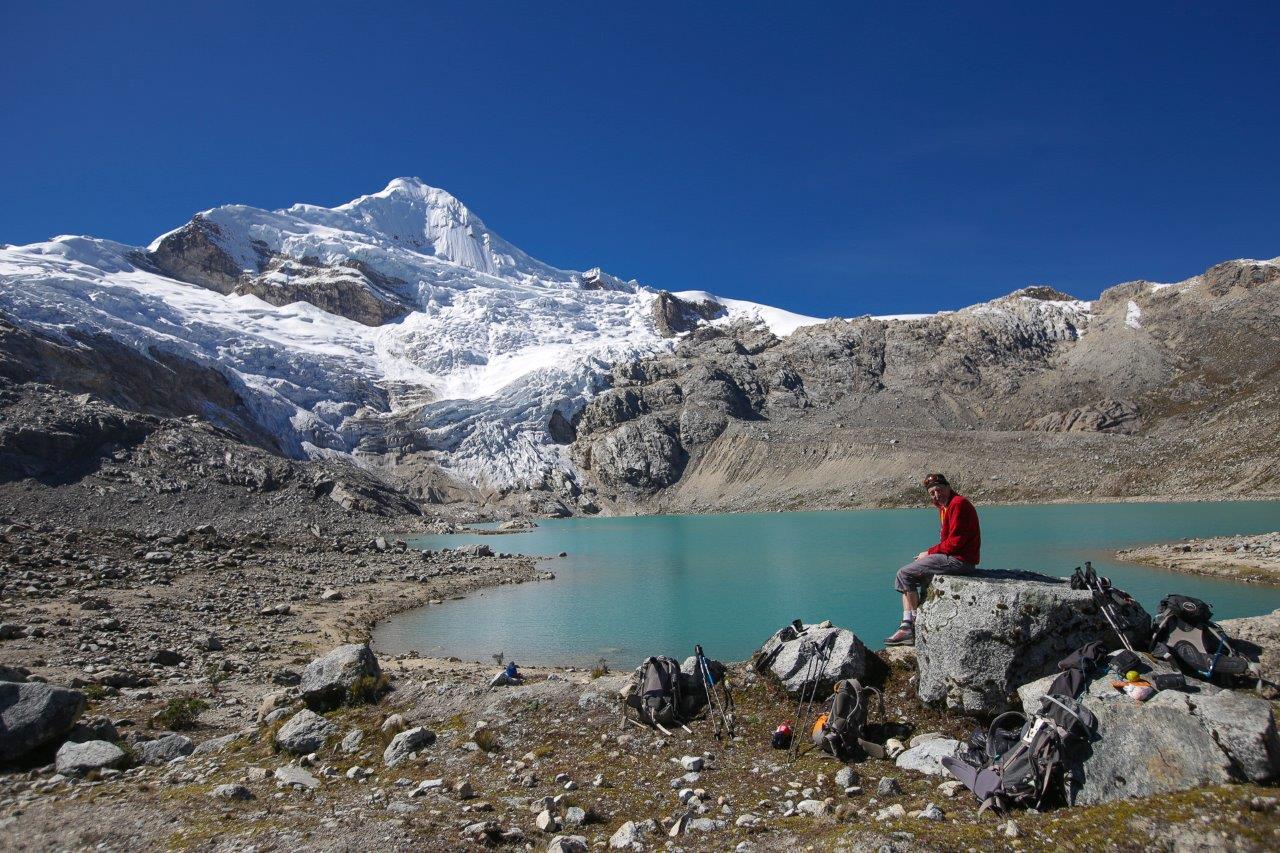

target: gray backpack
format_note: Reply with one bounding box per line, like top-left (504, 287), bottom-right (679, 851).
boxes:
top-left (942, 643), bottom-right (1103, 812)
top-left (633, 656), bottom-right (686, 726)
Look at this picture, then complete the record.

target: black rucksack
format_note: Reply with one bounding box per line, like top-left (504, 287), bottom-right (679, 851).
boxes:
top-left (632, 656), bottom-right (685, 726)
top-left (942, 642), bottom-right (1104, 812)
top-left (811, 679), bottom-right (883, 760)
top-left (624, 655), bottom-right (721, 728)
top-left (1151, 595), bottom-right (1256, 686)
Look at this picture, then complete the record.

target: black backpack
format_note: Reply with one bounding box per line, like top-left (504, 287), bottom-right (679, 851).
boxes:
top-left (942, 642), bottom-right (1104, 812)
top-left (633, 656), bottom-right (685, 726)
top-left (812, 679), bottom-right (883, 760)
top-left (1151, 595), bottom-right (1256, 686)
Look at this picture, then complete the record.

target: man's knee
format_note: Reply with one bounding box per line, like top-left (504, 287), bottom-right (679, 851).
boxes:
top-left (894, 564), bottom-right (916, 593)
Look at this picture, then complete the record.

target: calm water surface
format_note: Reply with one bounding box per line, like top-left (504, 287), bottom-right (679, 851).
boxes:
top-left (372, 501), bottom-right (1280, 668)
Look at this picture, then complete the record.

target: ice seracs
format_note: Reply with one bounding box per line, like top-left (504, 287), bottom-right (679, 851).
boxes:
top-left (0, 179), bottom-right (818, 494)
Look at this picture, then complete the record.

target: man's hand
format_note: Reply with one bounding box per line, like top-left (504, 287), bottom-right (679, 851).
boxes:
top-left (915, 551), bottom-right (928, 560)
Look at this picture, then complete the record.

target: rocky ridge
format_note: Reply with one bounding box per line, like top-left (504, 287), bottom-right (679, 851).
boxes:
top-left (571, 259), bottom-right (1280, 514)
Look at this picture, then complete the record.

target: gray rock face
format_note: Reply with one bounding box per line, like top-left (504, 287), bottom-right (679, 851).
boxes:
top-left (55, 739), bottom-right (127, 775)
top-left (299, 644), bottom-right (381, 710)
top-left (383, 726), bottom-right (436, 767)
top-left (1192, 691), bottom-right (1280, 782)
top-left (753, 622), bottom-right (870, 698)
top-left (1017, 662), bottom-right (1280, 804)
top-left (1219, 608), bottom-right (1280, 683)
top-left (584, 415), bottom-right (687, 489)
top-left (147, 216), bottom-right (411, 326)
top-left (895, 738), bottom-right (962, 776)
top-left (1023, 398), bottom-right (1140, 433)
top-left (134, 734), bottom-right (195, 766)
top-left (274, 709), bottom-right (337, 755)
top-left (651, 291), bottom-right (727, 337)
top-left (0, 681), bottom-right (87, 764)
top-left (916, 571), bottom-right (1150, 714)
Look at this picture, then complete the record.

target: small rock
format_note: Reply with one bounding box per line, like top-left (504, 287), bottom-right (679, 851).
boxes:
top-left (274, 709), bottom-right (337, 755)
top-left (876, 777), bottom-right (902, 797)
top-left (796, 799), bottom-right (827, 816)
top-left (546, 835), bottom-right (588, 853)
top-left (916, 803), bottom-right (945, 821)
top-left (874, 803), bottom-right (906, 821)
top-left (134, 734), bottom-right (194, 766)
top-left (340, 729), bottom-right (364, 753)
top-left (680, 755), bottom-right (704, 772)
top-left (211, 783), bottom-right (254, 801)
top-left (383, 726), bottom-right (435, 767)
top-left (273, 765), bottom-right (320, 790)
top-left (610, 820), bottom-right (641, 847)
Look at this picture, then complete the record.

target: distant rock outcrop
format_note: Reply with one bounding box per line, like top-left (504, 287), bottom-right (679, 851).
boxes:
top-left (1024, 398), bottom-right (1140, 433)
top-left (651, 291), bottom-right (727, 337)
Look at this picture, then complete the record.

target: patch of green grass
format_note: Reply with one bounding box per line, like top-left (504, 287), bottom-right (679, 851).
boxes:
top-left (151, 697), bottom-right (208, 730)
top-left (472, 726), bottom-right (501, 753)
top-left (345, 673), bottom-right (390, 706)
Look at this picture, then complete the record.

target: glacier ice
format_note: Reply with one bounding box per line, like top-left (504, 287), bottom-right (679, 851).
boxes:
top-left (0, 178), bottom-right (822, 493)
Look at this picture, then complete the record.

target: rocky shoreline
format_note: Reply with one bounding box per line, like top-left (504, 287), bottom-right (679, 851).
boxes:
top-left (1117, 531), bottom-right (1280, 585)
top-left (4, 489), bottom-right (1280, 850)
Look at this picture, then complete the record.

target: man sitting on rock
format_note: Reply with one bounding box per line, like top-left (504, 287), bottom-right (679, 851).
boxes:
top-left (884, 473), bottom-right (981, 646)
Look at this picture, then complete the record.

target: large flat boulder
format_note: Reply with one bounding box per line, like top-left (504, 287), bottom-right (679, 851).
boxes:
top-left (754, 622), bottom-right (870, 699)
top-left (0, 682), bottom-right (87, 764)
top-left (299, 644), bottom-right (381, 711)
top-left (55, 739), bottom-right (127, 775)
top-left (916, 570), bottom-right (1150, 714)
top-left (1017, 657), bottom-right (1280, 804)
top-left (134, 734), bottom-right (195, 766)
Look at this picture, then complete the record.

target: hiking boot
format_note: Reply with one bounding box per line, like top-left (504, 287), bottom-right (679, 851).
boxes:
top-left (884, 620), bottom-right (915, 646)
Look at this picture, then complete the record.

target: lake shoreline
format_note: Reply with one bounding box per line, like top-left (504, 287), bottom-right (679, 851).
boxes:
top-left (377, 499), bottom-right (1280, 669)
top-left (1115, 531), bottom-right (1280, 586)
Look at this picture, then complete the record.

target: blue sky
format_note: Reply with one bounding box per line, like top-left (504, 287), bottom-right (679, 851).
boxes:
top-left (3, 2), bottom-right (1277, 316)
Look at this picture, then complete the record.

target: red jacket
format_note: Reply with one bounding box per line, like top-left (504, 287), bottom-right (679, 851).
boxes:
top-left (926, 493), bottom-right (981, 565)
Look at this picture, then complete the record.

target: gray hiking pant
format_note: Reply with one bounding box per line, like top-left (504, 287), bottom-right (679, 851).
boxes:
top-left (895, 553), bottom-right (976, 594)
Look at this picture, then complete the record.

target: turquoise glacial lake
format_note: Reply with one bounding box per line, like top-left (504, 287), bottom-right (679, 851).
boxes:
top-left (372, 501), bottom-right (1280, 669)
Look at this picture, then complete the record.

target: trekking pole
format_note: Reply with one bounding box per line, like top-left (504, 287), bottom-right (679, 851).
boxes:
top-left (789, 637), bottom-right (831, 760)
top-left (1083, 562), bottom-right (1137, 655)
top-left (694, 644), bottom-right (729, 740)
top-left (787, 643), bottom-right (819, 760)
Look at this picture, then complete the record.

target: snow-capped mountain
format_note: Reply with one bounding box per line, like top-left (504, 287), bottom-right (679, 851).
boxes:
top-left (0, 178), bottom-right (823, 493)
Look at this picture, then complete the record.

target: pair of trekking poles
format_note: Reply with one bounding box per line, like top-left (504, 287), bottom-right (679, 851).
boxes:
top-left (694, 644), bottom-right (736, 740)
top-left (788, 629), bottom-right (836, 760)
